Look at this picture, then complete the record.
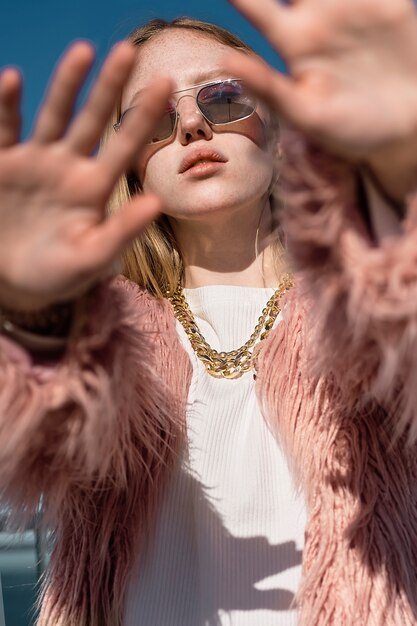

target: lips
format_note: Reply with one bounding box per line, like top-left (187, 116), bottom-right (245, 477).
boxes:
top-left (178, 149), bottom-right (228, 174)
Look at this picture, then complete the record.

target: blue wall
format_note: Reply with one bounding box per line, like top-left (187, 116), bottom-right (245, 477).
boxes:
top-left (0, 0), bottom-right (286, 138)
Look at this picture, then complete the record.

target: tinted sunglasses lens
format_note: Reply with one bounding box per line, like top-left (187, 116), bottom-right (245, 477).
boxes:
top-left (117, 105), bottom-right (176, 143)
top-left (197, 80), bottom-right (256, 124)
top-left (148, 104), bottom-right (177, 143)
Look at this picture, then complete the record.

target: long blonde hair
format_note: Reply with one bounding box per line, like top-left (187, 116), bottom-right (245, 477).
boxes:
top-left (103, 17), bottom-right (284, 297)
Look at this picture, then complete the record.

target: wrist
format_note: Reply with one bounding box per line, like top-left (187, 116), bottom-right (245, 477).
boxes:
top-left (362, 132), bottom-right (417, 209)
top-left (0, 290), bottom-right (93, 352)
top-left (0, 281), bottom-right (59, 313)
top-left (0, 300), bottom-right (74, 338)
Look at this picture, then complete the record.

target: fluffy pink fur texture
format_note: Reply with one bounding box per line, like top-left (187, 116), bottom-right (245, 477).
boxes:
top-left (0, 133), bottom-right (417, 625)
top-left (0, 280), bottom-right (191, 626)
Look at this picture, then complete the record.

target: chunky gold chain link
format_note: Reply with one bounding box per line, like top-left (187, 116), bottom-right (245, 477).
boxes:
top-left (166, 273), bottom-right (294, 380)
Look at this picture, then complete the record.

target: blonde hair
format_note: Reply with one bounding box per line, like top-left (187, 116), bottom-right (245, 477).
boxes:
top-left (103, 17), bottom-right (284, 297)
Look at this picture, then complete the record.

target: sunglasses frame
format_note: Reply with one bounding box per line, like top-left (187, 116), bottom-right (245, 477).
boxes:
top-left (113, 78), bottom-right (257, 144)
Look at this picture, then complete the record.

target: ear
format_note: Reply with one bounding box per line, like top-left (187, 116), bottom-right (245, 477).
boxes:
top-left (265, 109), bottom-right (281, 162)
top-left (274, 139), bottom-right (282, 162)
top-left (269, 118), bottom-right (282, 188)
top-left (267, 116), bottom-right (283, 225)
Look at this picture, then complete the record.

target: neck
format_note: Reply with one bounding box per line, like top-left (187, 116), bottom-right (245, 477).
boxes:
top-left (169, 199), bottom-right (283, 289)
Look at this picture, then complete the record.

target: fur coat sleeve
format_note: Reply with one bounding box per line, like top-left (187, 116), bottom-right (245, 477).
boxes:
top-left (0, 276), bottom-right (189, 526)
top-left (281, 130), bottom-right (417, 439)
top-left (0, 277), bottom-right (190, 625)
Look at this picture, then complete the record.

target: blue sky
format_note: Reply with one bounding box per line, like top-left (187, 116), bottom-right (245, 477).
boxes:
top-left (0, 0), bottom-right (286, 138)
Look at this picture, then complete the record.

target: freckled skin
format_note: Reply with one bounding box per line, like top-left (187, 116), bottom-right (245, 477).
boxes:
top-left (122, 30), bottom-right (277, 222)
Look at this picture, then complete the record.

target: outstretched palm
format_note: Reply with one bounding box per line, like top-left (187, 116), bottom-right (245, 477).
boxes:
top-left (227, 0), bottom-right (417, 162)
top-left (0, 42), bottom-right (170, 309)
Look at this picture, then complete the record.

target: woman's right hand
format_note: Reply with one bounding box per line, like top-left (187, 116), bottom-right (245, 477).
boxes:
top-left (0, 41), bottom-right (171, 311)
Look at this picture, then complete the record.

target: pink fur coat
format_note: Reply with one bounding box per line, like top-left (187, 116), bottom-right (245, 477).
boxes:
top-left (1, 134), bottom-right (417, 625)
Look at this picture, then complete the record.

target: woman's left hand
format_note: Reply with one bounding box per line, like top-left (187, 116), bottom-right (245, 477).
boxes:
top-left (226, 0), bottom-right (417, 201)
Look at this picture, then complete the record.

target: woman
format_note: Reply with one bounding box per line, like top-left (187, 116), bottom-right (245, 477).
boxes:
top-left (0, 1), bottom-right (417, 625)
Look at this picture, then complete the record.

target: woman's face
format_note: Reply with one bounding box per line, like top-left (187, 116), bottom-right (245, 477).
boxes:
top-left (122, 29), bottom-right (277, 220)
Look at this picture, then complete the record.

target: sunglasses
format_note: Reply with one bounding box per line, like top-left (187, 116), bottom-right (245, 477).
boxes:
top-left (114, 78), bottom-right (257, 144)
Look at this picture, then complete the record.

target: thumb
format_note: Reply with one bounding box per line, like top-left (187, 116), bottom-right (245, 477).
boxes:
top-left (78, 193), bottom-right (162, 272)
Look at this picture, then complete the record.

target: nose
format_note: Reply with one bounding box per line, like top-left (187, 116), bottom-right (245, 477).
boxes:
top-left (176, 94), bottom-right (213, 145)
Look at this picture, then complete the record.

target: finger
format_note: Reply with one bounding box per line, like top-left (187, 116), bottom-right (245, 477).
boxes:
top-left (66, 41), bottom-right (136, 155)
top-left (98, 78), bottom-right (173, 189)
top-left (223, 51), bottom-right (304, 125)
top-left (0, 68), bottom-right (22, 147)
top-left (228, 0), bottom-right (291, 54)
top-left (32, 41), bottom-right (95, 144)
top-left (76, 193), bottom-right (161, 271)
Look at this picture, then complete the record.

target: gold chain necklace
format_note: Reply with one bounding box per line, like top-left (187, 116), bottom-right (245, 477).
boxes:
top-left (166, 273), bottom-right (294, 380)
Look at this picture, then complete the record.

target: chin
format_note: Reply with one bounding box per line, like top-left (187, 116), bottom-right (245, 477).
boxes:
top-left (164, 203), bottom-right (234, 220)
top-left (165, 196), bottom-right (251, 220)
top-left (164, 182), bottom-right (270, 219)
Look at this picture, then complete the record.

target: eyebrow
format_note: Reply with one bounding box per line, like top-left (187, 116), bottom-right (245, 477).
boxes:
top-left (185, 67), bottom-right (229, 85)
top-left (126, 67), bottom-right (230, 109)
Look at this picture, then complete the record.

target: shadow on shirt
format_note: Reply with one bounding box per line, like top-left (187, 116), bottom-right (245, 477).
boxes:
top-left (133, 467), bottom-right (304, 625)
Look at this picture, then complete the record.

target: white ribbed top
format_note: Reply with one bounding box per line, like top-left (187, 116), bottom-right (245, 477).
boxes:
top-left (124, 286), bottom-right (306, 626)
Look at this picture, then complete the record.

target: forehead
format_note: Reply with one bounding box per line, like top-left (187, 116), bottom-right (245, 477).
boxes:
top-left (122, 29), bottom-right (234, 108)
